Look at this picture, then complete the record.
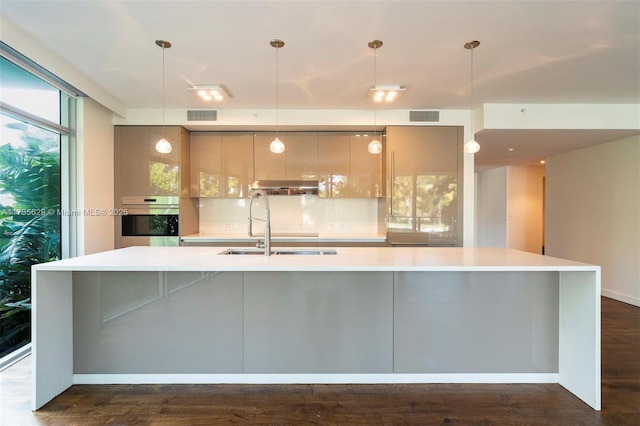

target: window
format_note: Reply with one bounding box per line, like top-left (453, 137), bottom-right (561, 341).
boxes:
top-left (0, 49), bottom-right (75, 365)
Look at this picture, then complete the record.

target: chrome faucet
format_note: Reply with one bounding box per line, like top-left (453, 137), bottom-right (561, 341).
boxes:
top-left (248, 189), bottom-right (271, 255)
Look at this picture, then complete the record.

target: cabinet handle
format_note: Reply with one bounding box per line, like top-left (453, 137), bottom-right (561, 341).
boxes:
top-left (390, 151), bottom-right (395, 216)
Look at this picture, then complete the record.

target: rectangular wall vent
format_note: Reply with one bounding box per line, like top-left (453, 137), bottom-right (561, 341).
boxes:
top-left (187, 110), bottom-right (217, 121)
top-left (409, 110), bottom-right (440, 122)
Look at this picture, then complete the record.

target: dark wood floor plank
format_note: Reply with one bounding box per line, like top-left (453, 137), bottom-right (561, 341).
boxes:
top-left (1, 296), bottom-right (638, 425)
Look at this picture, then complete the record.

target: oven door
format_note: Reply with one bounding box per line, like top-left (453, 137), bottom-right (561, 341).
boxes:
top-left (117, 196), bottom-right (180, 248)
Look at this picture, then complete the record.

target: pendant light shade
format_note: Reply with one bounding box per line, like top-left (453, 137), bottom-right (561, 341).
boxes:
top-left (367, 138), bottom-right (382, 154)
top-left (464, 40), bottom-right (480, 154)
top-left (463, 139), bottom-right (480, 154)
top-left (270, 39), bottom-right (285, 154)
top-left (270, 137), bottom-right (285, 154)
top-left (155, 40), bottom-right (172, 154)
top-left (155, 138), bottom-right (172, 154)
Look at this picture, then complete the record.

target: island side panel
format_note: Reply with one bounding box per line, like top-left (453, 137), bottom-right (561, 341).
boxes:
top-left (558, 270), bottom-right (601, 410)
top-left (31, 270), bottom-right (73, 411)
top-left (72, 271), bottom-right (243, 374)
top-left (393, 271), bottom-right (559, 373)
top-left (243, 271), bottom-right (394, 373)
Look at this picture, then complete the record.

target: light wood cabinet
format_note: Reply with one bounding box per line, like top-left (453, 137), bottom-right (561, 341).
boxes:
top-left (318, 132), bottom-right (383, 198)
top-left (187, 131), bottom-right (382, 199)
top-left (114, 126), bottom-right (198, 240)
top-left (386, 126), bottom-right (462, 246)
top-left (350, 133), bottom-right (383, 198)
top-left (114, 126), bottom-right (185, 197)
top-left (190, 132), bottom-right (253, 198)
top-left (254, 132), bottom-right (318, 181)
top-left (318, 132), bottom-right (350, 198)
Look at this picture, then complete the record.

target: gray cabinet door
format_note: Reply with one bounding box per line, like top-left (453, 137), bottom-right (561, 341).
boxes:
top-left (393, 271), bottom-right (559, 373)
top-left (243, 271), bottom-right (393, 373)
top-left (73, 271), bottom-right (244, 374)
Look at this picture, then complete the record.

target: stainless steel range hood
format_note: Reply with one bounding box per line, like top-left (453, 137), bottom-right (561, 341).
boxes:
top-left (250, 180), bottom-right (318, 195)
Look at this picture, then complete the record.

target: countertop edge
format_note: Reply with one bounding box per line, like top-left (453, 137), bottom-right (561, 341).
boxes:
top-left (31, 246), bottom-right (601, 273)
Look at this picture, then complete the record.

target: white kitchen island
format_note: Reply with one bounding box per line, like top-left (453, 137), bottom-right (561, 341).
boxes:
top-left (31, 246), bottom-right (601, 410)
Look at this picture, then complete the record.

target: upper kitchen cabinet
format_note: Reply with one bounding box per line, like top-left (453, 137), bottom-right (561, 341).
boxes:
top-left (318, 132), bottom-right (350, 198)
top-left (317, 132), bottom-right (383, 198)
top-left (254, 132), bottom-right (318, 181)
top-left (386, 126), bottom-right (463, 246)
top-left (190, 132), bottom-right (253, 198)
top-left (350, 133), bottom-right (383, 198)
top-left (114, 126), bottom-right (187, 197)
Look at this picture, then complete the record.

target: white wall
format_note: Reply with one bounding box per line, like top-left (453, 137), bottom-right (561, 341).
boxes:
top-left (477, 165), bottom-right (545, 253)
top-left (76, 98), bottom-right (115, 254)
top-left (546, 135), bottom-right (640, 306)
top-left (506, 166), bottom-right (545, 254)
top-left (477, 167), bottom-right (507, 247)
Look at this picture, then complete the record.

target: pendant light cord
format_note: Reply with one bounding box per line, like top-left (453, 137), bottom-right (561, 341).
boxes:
top-left (470, 45), bottom-right (474, 134)
top-left (162, 44), bottom-right (166, 139)
top-left (373, 44), bottom-right (377, 126)
top-left (275, 44), bottom-right (279, 138)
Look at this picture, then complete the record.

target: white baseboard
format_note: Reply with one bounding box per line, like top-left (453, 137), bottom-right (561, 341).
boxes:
top-left (74, 373), bottom-right (559, 385)
top-left (602, 289), bottom-right (640, 307)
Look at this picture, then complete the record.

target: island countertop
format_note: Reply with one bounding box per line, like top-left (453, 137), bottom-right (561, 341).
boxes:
top-left (32, 246), bottom-right (597, 272)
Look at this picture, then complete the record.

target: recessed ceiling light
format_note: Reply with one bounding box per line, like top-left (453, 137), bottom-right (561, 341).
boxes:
top-left (508, 148), bottom-right (515, 152)
top-left (189, 85), bottom-right (230, 101)
top-left (368, 85), bottom-right (406, 103)
top-left (540, 160), bottom-right (546, 164)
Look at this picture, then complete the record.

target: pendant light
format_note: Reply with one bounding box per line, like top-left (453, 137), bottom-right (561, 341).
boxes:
top-left (270, 39), bottom-right (285, 154)
top-left (155, 40), bottom-right (172, 154)
top-left (463, 40), bottom-right (481, 154)
top-left (367, 40), bottom-right (383, 155)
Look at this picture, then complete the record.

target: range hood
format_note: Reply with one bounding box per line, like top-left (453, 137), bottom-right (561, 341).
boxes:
top-left (250, 180), bottom-right (318, 195)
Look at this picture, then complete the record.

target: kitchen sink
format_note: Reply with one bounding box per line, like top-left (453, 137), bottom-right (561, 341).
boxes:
top-left (275, 249), bottom-right (337, 255)
top-left (219, 248), bottom-right (337, 256)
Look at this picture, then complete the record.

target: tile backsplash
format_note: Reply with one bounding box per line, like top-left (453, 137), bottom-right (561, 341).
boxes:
top-left (198, 197), bottom-right (380, 235)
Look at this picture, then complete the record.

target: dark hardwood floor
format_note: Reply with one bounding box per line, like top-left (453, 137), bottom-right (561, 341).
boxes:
top-left (1, 297), bottom-right (638, 425)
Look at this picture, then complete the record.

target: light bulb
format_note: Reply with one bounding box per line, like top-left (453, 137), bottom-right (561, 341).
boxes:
top-left (368, 139), bottom-right (382, 154)
top-left (270, 137), bottom-right (285, 154)
top-left (155, 138), bottom-right (172, 154)
top-left (463, 139), bottom-right (480, 154)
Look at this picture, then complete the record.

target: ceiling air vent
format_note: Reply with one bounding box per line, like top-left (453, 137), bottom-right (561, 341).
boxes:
top-left (409, 110), bottom-right (439, 122)
top-left (187, 110), bottom-right (217, 121)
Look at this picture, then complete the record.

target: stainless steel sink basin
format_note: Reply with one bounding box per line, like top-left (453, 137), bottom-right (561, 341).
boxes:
top-left (219, 248), bottom-right (337, 256)
top-left (274, 249), bottom-right (337, 255)
top-left (219, 248), bottom-right (265, 255)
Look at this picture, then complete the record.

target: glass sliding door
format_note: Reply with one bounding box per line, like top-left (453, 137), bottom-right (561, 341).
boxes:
top-left (0, 52), bottom-right (70, 362)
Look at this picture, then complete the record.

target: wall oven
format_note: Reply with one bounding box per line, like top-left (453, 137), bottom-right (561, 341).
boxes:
top-left (116, 196), bottom-right (180, 248)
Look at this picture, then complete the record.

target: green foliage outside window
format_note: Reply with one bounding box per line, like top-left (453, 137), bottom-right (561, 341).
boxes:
top-left (0, 128), bottom-right (61, 358)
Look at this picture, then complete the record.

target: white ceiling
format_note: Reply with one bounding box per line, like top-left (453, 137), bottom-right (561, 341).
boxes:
top-left (1, 0), bottom-right (639, 170)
